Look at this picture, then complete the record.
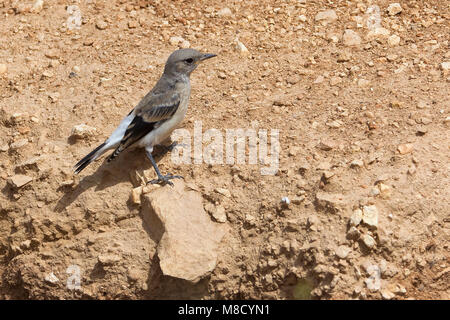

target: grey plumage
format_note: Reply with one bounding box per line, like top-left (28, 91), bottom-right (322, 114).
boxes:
top-left (73, 48), bottom-right (216, 185)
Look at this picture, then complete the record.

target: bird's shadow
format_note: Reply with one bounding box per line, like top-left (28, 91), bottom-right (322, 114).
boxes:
top-left (54, 146), bottom-right (169, 213)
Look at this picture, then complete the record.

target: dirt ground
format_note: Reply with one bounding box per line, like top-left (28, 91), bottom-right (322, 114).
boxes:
top-left (0, 0), bottom-right (449, 299)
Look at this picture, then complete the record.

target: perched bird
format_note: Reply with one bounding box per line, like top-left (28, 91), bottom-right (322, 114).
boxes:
top-left (73, 48), bottom-right (216, 185)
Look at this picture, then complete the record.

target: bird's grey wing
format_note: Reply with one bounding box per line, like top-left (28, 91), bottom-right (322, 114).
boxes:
top-left (107, 91), bottom-right (180, 161)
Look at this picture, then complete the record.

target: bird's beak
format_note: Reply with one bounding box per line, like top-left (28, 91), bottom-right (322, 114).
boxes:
top-left (200, 53), bottom-right (217, 61)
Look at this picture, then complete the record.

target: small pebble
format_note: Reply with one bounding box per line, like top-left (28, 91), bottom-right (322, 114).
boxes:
top-left (96, 20), bottom-right (108, 30)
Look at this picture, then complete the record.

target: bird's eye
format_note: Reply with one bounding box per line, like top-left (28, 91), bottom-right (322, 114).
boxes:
top-left (185, 58), bottom-right (194, 64)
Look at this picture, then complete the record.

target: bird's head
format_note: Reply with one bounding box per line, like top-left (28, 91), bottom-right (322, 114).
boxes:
top-left (164, 48), bottom-right (216, 77)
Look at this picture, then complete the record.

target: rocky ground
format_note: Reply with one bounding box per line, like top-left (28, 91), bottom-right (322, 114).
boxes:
top-left (0, 0), bottom-right (449, 300)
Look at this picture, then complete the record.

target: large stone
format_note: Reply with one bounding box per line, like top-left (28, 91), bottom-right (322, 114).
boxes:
top-left (366, 27), bottom-right (390, 41)
top-left (349, 209), bottom-right (363, 226)
top-left (8, 175), bottom-right (33, 188)
top-left (388, 34), bottom-right (401, 47)
top-left (142, 180), bottom-right (227, 283)
top-left (343, 29), bottom-right (361, 46)
top-left (314, 10), bottom-right (338, 25)
top-left (362, 205), bottom-right (379, 228)
top-left (70, 124), bottom-right (97, 140)
top-left (387, 3), bottom-right (402, 16)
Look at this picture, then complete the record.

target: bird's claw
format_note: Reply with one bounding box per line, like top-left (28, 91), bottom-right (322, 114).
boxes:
top-left (147, 173), bottom-right (184, 187)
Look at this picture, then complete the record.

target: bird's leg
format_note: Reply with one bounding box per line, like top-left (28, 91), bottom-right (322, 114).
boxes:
top-left (146, 149), bottom-right (183, 186)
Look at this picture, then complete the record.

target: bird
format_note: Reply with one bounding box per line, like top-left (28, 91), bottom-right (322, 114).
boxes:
top-left (73, 48), bottom-right (216, 185)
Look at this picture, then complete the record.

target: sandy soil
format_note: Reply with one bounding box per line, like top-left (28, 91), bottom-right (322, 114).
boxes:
top-left (0, 0), bottom-right (449, 299)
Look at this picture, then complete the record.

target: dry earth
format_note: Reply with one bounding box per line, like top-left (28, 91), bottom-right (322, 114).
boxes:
top-left (0, 0), bottom-right (449, 299)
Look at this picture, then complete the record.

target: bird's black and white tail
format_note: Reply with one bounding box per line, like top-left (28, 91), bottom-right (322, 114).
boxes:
top-left (73, 142), bottom-right (107, 174)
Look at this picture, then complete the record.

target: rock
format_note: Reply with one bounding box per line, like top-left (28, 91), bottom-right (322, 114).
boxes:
top-left (44, 272), bottom-right (59, 284)
top-left (314, 75), bottom-right (324, 83)
top-left (15, 155), bottom-right (46, 171)
top-left (362, 234), bottom-right (376, 249)
top-left (169, 36), bottom-right (190, 48)
top-left (317, 139), bottom-right (336, 151)
top-left (337, 51), bottom-right (352, 62)
top-left (316, 161), bottom-right (331, 171)
top-left (130, 186), bottom-right (143, 205)
top-left (417, 100), bottom-right (429, 109)
top-left (0, 63), bottom-right (7, 74)
top-left (390, 100), bottom-right (404, 108)
top-left (288, 146), bottom-right (300, 156)
top-left (366, 27), bottom-right (390, 41)
top-left (235, 38), bottom-right (249, 57)
top-left (217, 7), bottom-right (232, 16)
top-left (440, 62), bottom-right (450, 71)
top-left (204, 203), bottom-right (227, 223)
top-left (326, 120), bottom-right (343, 128)
top-left (349, 209), bottom-right (363, 226)
top-left (364, 264), bottom-right (381, 291)
top-left (392, 283), bottom-right (407, 295)
top-left (217, 72), bottom-right (227, 79)
top-left (245, 214), bottom-right (256, 226)
top-left (98, 254), bottom-right (121, 265)
top-left (375, 174), bottom-right (390, 184)
top-left (357, 79), bottom-right (371, 87)
top-left (298, 160), bottom-right (311, 173)
top-left (70, 124), bottom-right (97, 140)
top-left (421, 117), bottom-right (432, 125)
top-left (335, 245), bottom-right (351, 259)
top-left (362, 205), bottom-right (379, 228)
top-left (386, 54), bottom-right (398, 62)
top-left (397, 143), bottom-right (413, 155)
top-left (127, 269), bottom-right (141, 282)
top-left (370, 187), bottom-right (380, 196)
top-left (388, 34), bottom-right (401, 47)
top-left (350, 159), bottom-right (364, 168)
top-left (330, 76), bottom-right (342, 86)
top-left (347, 226), bottom-right (361, 239)
top-left (315, 192), bottom-right (348, 213)
top-left (10, 138), bottom-right (28, 150)
top-left (20, 240), bottom-right (31, 249)
top-left (343, 29), bottom-right (361, 46)
top-left (378, 183), bottom-right (392, 199)
top-left (212, 205), bottom-right (227, 223)
top-left (291, 196), bottom-right (305, 204)
top-left (67, 5), bottom-right (82, 30)
top-left (42, 70), bottom-right (53, 78)
top-left (215, 187), bottom-right (231, 198)
top-left (387, 3), bottom-right (402, 16)
top-left (30, 0), bottom-right (44, 13)
top-left (96, 20), bottom-right (108, 30)
top-left (314, 9), bottom-right (338, 25)
top-left (381, 288), bottom-right (395, 300)
top-left (48, 92), bottom-right (60, 103)
top-left (8, 175), bottom-right (33, 188)
top-left (142, 180), bottom-right (227, 283)
top-left (128, 20), bottom-right (138, 29)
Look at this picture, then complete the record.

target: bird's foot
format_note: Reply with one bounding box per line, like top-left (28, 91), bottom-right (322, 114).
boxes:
top-left (147, 173), bottom-right (184, 187)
